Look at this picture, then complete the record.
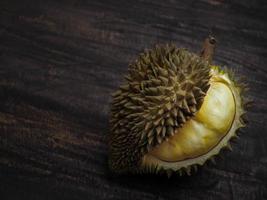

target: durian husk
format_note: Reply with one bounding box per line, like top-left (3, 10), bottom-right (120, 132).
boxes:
top-left (141, 66), bottom-right (247, 176)
top-left (109, 42), bottom-right (248, 175)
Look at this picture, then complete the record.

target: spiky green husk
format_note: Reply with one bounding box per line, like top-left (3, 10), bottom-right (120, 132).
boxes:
top-left (109, 45), bottom-right (211, 173)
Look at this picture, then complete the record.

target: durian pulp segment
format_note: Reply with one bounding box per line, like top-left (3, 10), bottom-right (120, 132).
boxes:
top-left (142, 66), bottom-right (245, 172)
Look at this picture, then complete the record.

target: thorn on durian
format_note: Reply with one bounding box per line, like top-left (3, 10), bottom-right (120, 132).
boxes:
top-left (156, 126), bottom-right (162, 135)
top-left (165, 102), bottom-right (172, 110)
top-left (232, 133), bottom-right (240, 140)
top-left (185, 166), bottom-right (191, 176)
top-left (240, 114), bottom-right (248, 125)
top-left (166, 169), bottom-right (172, 178)
top-left (243, 100), bottom-right (253, 110)
top-left (166, 117), bottom-right (174, 126)
top-left (193, 165), bottom-right (198, 172)
top-left (227, 143), bottom-right (233, 151)
top-left (210, 157), bottom-right (216, 164)
top-left (157, 136), bottom-right (162, 144)
top-left (161, 126), bottom-right (166, 138)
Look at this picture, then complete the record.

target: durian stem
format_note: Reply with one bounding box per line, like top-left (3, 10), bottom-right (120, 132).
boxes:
top-left (200, 36), bottom-right (216, 63)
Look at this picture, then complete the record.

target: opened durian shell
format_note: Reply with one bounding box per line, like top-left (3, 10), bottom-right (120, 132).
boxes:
top-left (108, 37), bottom-right (248, 175)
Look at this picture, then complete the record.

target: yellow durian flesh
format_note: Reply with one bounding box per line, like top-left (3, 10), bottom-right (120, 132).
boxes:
top-left (142, 66), bottom-right (245, 172)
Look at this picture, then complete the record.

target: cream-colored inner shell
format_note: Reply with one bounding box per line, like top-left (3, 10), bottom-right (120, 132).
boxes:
top-left (142, 67), bottom-right (244, 171)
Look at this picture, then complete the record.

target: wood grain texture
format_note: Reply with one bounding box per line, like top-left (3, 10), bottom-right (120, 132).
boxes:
top-left (0, 0), bottom-right (267, 199)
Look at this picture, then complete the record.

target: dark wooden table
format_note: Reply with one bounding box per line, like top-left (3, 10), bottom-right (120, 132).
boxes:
top-left (0, 0), bottom-right (267, 199)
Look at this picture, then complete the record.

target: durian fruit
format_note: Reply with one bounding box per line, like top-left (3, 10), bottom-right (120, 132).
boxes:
top-left (109, 36), bottom-right (248, 175)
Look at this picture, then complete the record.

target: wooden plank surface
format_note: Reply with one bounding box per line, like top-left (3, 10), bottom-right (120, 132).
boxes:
top-left (0, 0), bottom-right (267, 199)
